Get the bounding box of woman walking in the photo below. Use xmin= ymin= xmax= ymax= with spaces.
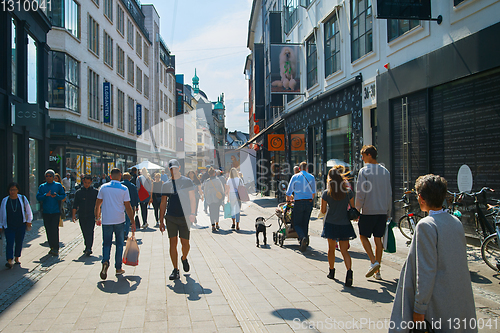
xmin=320 ymin=166 xmax=356 ymax=286
xmin=151 ymin=173 xmax=163 ymax=227
xmin=226 ymin=168 xmax=242 ymax=230
xmin=187 ymin=171 xmax=203 ymax=224
xmin=203 ymin=168 xmax=224 ymax=232
xmin=136 ymin=167 xmax=152 ymax=229
xmin=0 ymin=183 xmax=33 ymax=268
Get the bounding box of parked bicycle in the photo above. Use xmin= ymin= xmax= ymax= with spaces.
xmin=464 ymin=187 xmax=496 ymax=242
xmin=445 ymin=190 xmax=465 ymax=219
xmin=394 ymin=189 xmax=423 ymax=240
xmin=480 ymin=201 xmax=500 ymax=272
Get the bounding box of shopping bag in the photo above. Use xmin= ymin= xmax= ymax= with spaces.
xmin=383 ymin=219 xmax=397 ymax=253
xmin=138 ymin=182 xmax=149 ymax=202
xmin=224 ymin=202 xmax=232 ymax=219
xmin=123 ymin=236 xmax=140 ymax=266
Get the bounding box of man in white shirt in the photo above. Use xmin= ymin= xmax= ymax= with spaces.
xmin=62 ymin=173 xmax=71 ymax=191
xmin=94 ymin=168 xmax=135 ymax=280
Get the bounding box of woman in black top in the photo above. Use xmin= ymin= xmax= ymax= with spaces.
xmin=320 ymin=166 xmax=356 ymax=286
xmin=187 ymin=171 xmax=203 ymax=223
xmin=0 ymin=183 xmax=33 ymax=268
xmin=152 ymin=173 xmax=163 ymax=227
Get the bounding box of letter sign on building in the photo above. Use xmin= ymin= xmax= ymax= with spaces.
xmin=103 ymin=82 xmax=111 ymax=124
xmin=136 ymin=104 xmax=142 ymax=136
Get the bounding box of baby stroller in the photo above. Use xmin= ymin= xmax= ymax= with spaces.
xmin=273 ymin=202 xmax=299 ymax=247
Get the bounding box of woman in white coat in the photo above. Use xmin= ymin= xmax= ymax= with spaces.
xmin=0 ymin=183 xmax=33 ymax=268
xmin=225 ymin=168 xmax=243 ymax=230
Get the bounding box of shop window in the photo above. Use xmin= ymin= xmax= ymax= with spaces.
xmin=351 ymin=0 xmax=373 ymax=62
xmin=87 ymin=149 xmax=102 ymax=178
xmin=65 ymin=147 xmax=84 ymax=184
xmin=102 ymin=151 xmax=115 ymax=174
xmin=12 ymin=134 xmax=19 ymax=183
xmin=290 ymin=129 xmax=306 ymax=167
xmin=387 ymin=19 xmax=420 ymax=42
xmin=118 ymin=89 xmax=125 ymax=130
xmin=306 ymin=34 xmax=317 ymax=89
xmin=27 ymin=35 xmax=38 ymax=104
xmin=11 ymin=17 xmax=17 ymax=96
xmin=116 ymin=154 xmax=126 ymax=172
xmin=104 ymin=31 xmax=113 ymax=67
xmin=29 ymin=138 xmax=40 ymax=213
xmin=326 ymin=114 xmax=352 ymax=170
xmin=324 ymin=14 xmax=340 ymax=77
xmin=88 ymin=15 xmax=99 ymax=56
xmin=48 ymin=51 xmax=80 ymax=112
xmin=88 ymin=68 xmax=99 ymax=120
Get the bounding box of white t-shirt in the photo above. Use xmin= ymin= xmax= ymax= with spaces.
xmin=97 ymin=180 xmax=131 ymax=225
xmin=226 ymin=177 xmax=242 ymax=193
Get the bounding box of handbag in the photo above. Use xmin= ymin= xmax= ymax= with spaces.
xmin=347 ymin=206 xmax=360 ymax=220
xmin=123 ymin=236 xmax=140 ymax=266
xmin=209 ymin=179 xmax=223 ymax=200
xmin=224 ymin=202 xmax=232 ymax=219
xmin=138 ymin=178 xmax=149 ymax=202
xmin=237 ymin=182 xmax=250 ymax=202
xmin=383 ymin=219 xmax=397 ymax=253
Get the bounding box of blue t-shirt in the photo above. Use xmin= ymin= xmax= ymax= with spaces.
xmin=161 ymin=176 xmax=194 ymax=217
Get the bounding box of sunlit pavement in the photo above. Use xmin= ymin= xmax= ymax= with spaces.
xmin=0 ymin=194 xmax=499 ymax=332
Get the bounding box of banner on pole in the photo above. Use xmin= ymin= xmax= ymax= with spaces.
xmin=136 ymin=104 xmax=142 ymax=135
xmin=103 ymin=82 xmax=111 ymax=123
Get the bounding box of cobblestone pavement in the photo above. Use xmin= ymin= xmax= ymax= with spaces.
xmin=0 ymin=194 xmax=498 ymax=332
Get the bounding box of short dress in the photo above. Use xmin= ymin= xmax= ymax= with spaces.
xmin=321 ymin=189 xmax=357 ymax=241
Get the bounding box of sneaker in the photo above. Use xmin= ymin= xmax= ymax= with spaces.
xmin=116 ymin=269 xmax=125 ymax=275
xmin=327 ymin=268 xmax=335 ymax=280
xmin=374 ymin=272 xmax=382 ymax=280
xmin=169 ymin=268 xmax=180 ymax=280
xmin=155 ymin=222 xmax=160 ymax=228
xmin=142 ymin=223 xmax=148 ymax=229
xmin=299 ymin=237 xmax=308 ymax=252
xmin=182 ymin=257 xmax=190 ymax=272
xmin=345 ymin=269 xmax=353 ymax=287
xmin=365 ymin=261 xmax=381 ymax=278
xmin=100 ymin=262 xmax=109 ymax=280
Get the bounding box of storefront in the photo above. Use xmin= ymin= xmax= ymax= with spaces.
xmin=377 ymin=22 xmax=500 ymax=236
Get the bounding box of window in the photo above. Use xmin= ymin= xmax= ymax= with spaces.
xmin=326 ymin=114 xmax=352 ymax=168
xmin=285 ymin=0 xmax=299 ymax=33
xmin=197 ymin=133 xmax=202 ymax=143
xmin=128 ymin=96 xmax=134 ymax=134
xmin=169 ymin=98 xmax=173 ymax=117
xmin=169 ymin=75 xmax=173 ymax=92
xmin=104 ymin=81 xmax=114 ymax=125
xmin=454 ymin=0 xmax=466 ymax=5
xmin=144 ymin=108 xmax=149 ymax=132
xmin=88 ymin=15 xmax=99 ymax=55
xmin=117 ymin=45 xmax=124 ymax=77
xmin=117 ymin=4 xmax=124 ymax=35
xmin=164 ymin=93 xmax=167 ymax=114
xmin=88 ymin=68 xmax=99 ymax=120
xmin=118 ymin=89 xmax=125 ymax=130
xmin=127 ymin=56 xmax=134 ymax=85
xmin=104 ymin=0 xmax=113 ymax=22
xmin=92 ymin=0 xmax=99 ymax=6
xmin=136 ymin=32 xmax=142 ymax=58
xmin=136 ymin=67 xmax=142 ymax=93
xmin=164 ymin=69 xmax=168 ymax=88
xmin=27 ymin=35 xmax=38 ymax=104
xmin=11 ymin=17 xmax=17 ymax=96
xmin=306 ymin=34 xmax=317 ymax=89
xmin=127 ymin=19 xmax=134 ymax=47
xmin=47 ymin=0 xmax=80 ymax=39
xmin=103 ymin=31 xmax=113 ymax=67
xmin=351 ymin=0 xmax=373 ymax=62
xmin=325 ymin=14 xmax=340 ymax=77
xmin=160 ymin=93 xmax=163 ymax=111
xmin=48 ymin=51 xmax=80 ymax=113
xmin=144 ymin=42 xmax=149 ymax=66
xmin=387 ymin=19 xmax=420 ymax=42
xmin=159 ymin=65 xmax=163 ymax=83
xmin=144 ymin=75 xmax=149 ymax=98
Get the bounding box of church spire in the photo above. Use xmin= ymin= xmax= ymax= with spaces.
xmin=192 ymin=69 xmax=199 ymax=94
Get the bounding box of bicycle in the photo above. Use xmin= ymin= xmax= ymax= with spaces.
xmin=445 ymin=190 xmax=465 ymax=219
xmin=464 ymin=187 xmax=496 ymax=242
xmin=394 ymin=189 xmax=423 ymax=240
xmin=480 ymin=201 xmax=500 ymax=272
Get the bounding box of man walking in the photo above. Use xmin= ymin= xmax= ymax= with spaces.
xmin=94 ymin=168 xmax=135 ymax=280
xmin=355 ymin=145 xmax=392 ymax=280
xmin=72 ymin=175 xmax=98 ymax=256
xmin=121 ymin=172 xmax=139 ymax=240
xmin=36 ymin=169 xmax=66 ymax=256
xmin=62 ymin=173 xmax=72 ymax=191
xmin=285 ymin=161 xmax=316 ymax=252
xmin=159 ymin=159 xmax=196 ymax=280
xmin=160 ymin=170 xmax=169 ymax=182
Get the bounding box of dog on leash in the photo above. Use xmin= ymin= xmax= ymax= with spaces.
xmin=255 ymin=217 xmax=272 ymax=247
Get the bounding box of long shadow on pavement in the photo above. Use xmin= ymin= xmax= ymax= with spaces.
xmin=72 ymin=254 xmax=101 ymax=266
xmin=167 ymin=275 xmax=212 ymax=301
xmin=97 ymin=275 xmax=141 ymax=294
xmin=271 ymin=308 xmax=312 ymax=320
xmin=469 ymin=270 xmax=494 ymax=285
xmin=251 ymin=198 xmax=279 ymax=208
xmin=340 ymin=281 xmax=396 ymax=303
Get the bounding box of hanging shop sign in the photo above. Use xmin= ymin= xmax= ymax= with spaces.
xmin=103 ymin=82 xmax=111 ymax=124
xmin=12 ymin=103 xmax=40 ymax=127
xmin=136 ymin=104 xmax=142 ymax=136
xmin=377 ymin=0 xmax=431 ymax=20
xmin=268 ymin=134 xmax=285 ymax=151
xmin=270 ymin=44 xmax=301 ymax=94
xmin=291 ymin=134 xmax=305 ymax=151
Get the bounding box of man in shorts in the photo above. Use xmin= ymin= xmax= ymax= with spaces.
xmin=159 ymin=159 xmax=196 ymax=280
xmin=355 ymin=145 xmax=392 ymax=280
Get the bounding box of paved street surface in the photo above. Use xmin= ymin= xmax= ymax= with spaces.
xmin=0 ymin=194 xmax=499 ymax=332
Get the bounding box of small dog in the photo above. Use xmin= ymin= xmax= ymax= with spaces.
xmin=271 ymin=46 xmax=297 ymax=91
xmin=255 ymin=217 xmax=272 ymax=247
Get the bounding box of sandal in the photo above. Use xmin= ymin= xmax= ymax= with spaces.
xmin=5 ymin=263 xmax=13 ymax=269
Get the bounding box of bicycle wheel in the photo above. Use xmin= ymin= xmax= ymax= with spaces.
xmin=398 ymin=215 xmax=414 ymax=240
xmin=481 ymin=233 xmax=500 ymax=272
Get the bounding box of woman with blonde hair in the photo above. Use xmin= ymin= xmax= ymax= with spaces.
xmin=136 ymin=167 xmax=152 ymax=229
xmin=225 ymin=168 xmax=243 ymax=230
xmin=320 ymin=165 xmax=356 ymax=286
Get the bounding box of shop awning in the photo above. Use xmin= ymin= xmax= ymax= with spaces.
xmin=238 ymin=118 xmax=284 ymax=150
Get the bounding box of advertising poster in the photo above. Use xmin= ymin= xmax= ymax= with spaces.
xmin=270 ymin=44 xmax=301 ymax=94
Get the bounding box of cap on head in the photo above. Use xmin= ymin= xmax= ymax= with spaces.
xmin=45 ymin=169 xmax=55 ymax=177
xmin=168 ymin=159 xmax=180 ymax=169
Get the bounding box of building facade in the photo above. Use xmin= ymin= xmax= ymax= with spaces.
xmin=245 ymin=0 xmax=500 ymax=233
xmin=0 ymin=7 xmax=52 ymax=217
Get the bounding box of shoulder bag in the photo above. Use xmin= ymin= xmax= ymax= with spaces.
xmin=138 ymin=177 xmax=149 ymax=202
xmin=209 ymin=179 xmax=223 ymax=200
xmin=236 ymin=178 xmax=250 ymax=202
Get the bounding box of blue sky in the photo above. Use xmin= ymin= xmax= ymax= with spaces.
xmin=146 ymin=0 xmax=253 ymax=133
